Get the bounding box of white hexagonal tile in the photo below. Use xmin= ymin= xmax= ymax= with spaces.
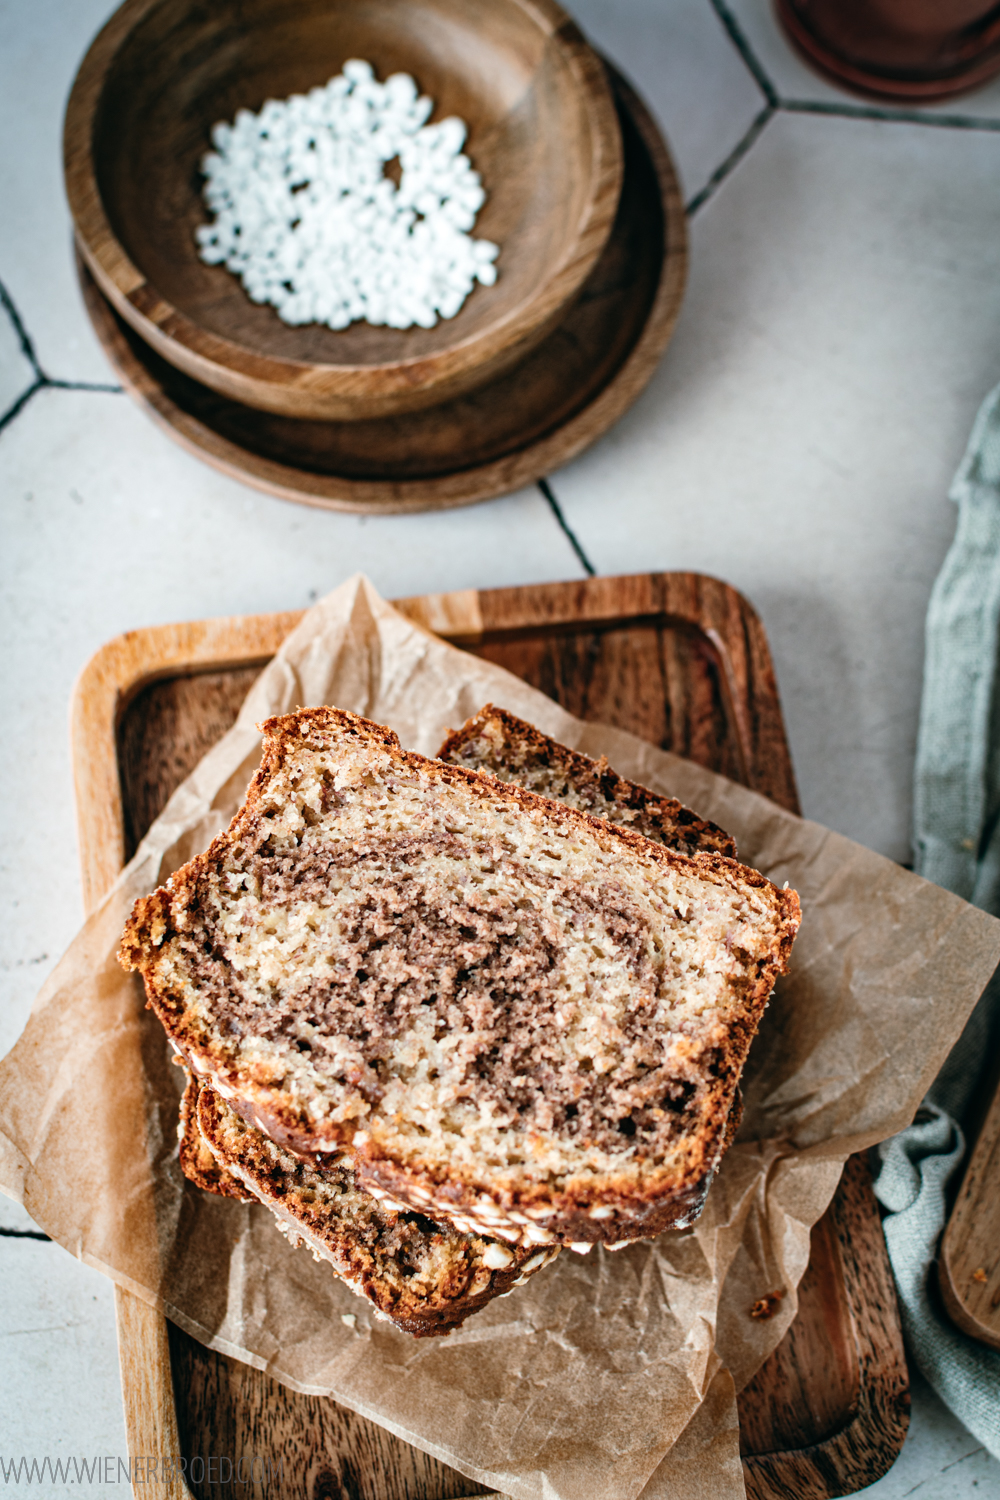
xmin=0 ymin=1238 xmax=126 ymax=1496
xmin=549 ymin=109 xmax=1000 ymax=865
xmin=0 ymin=0 xmax=122 ymax=384
xmin=568 ymin=0 xmax=768 ymax=203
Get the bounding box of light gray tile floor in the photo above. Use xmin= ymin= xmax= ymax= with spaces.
xmin=2 ymin=0 xmax=999 ymax=1494
xmin=565 ymin=0 xmax=763 ymax=201
xmin=0 ymin=1239 xmax=126 ymax=1496
xmin=552 ymin=108 xmax=1000 ymax=861
xmin=0 ymin=0 xmax=123 ymax=383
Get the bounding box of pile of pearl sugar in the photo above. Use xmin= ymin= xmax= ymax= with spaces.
xmin=195 ymin=61 xmax=499 ymax=332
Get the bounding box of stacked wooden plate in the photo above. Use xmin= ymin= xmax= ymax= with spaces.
xmin=64 ymin=0 xmax=687 ymax=514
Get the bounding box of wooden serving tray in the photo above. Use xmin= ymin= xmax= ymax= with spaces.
xmin=940 ymin=1066 xmax=1000 ymax=1351
xmin=71 ymin=572 xmax=909 ymax=1500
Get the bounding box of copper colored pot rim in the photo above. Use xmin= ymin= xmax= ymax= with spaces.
xmin=775 ymin=0 xmax=1000 ymax=103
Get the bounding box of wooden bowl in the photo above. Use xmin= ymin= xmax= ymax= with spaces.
xmin=64 ymin=0 xmax=623 ymax=421
xmin=75 ymin=67 xmax=687 ymax=515
xmin=76 ymin=66 xmax=689 ymax=516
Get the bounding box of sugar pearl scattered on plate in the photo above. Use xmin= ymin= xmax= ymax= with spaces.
xmin=194 ymin=59 xmax=500 ymax=332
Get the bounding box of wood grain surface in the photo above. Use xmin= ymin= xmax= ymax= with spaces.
xmin=73 ymin=67 xmax=686 ymax=514
xmin=939 ymin=1068 xmax=1000 ymax=1350
xmin=114 ymin=1287 xmax=190 ymax=1500
xmin=167 ymin=1320 xmax=491 ymax=1500
xmin=741 ymin=1153 xmax=909 ymax=1500
xmin=71 ymin=573 xmax=907 ymax=1499
xmin=64 ymin=0 xmax=622 ymax=420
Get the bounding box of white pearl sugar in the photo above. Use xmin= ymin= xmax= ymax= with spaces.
xmin=194 ymin=60 xmax=500 ymax=332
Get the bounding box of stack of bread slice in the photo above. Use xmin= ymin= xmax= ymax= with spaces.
xmin=121 ymin=705 xmax=799 ymax=1335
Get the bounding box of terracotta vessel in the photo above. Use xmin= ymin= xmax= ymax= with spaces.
xmin=775 ymin=0 xmax=1000 ymax=102
xmin=65 ymin=0 xmax=624 ymax=423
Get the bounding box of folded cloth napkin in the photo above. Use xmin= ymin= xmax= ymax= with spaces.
xmin=875 ymin=381 xmax=1000 ymax=1460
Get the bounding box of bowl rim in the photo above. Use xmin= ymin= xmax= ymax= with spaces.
xmin=63 ymin=0 xmax=624 ymax=412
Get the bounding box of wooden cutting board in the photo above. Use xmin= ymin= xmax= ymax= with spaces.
xmin=940 ymin=1066 xmax=1000 ymax=1351
xmin=71 ymin=571 xmax=909 ymax=1500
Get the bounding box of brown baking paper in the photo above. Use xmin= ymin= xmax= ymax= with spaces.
xmin=2 ymin=575 xmax=999 ymax=1500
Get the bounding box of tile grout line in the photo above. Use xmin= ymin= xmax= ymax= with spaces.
xmin=0 ymin=272 xmax=124 ymax=437
xmin=0 ymin=377 xmax=124 ymax=437
xmin=537 ymin=478 xmax=597 ymax=577
xmin=687 ymin=102 xmax=776 ymax=216
xmin=0 ymin=378 xmax=46 ymax=436
xmin=689 ymin=0 xmax=780 ymax=212
xmin=781 ymin=97 xmax=1000 ymax=131
xmin=695 ymin=0 xmax=1000 ymax=219
xmin=48 ymin=379 xmax=124 ymax=393
xmin=0 ymin=274 xmax=44 ymax=380
xmin=706 ymin=0 xmax=780 ymax=107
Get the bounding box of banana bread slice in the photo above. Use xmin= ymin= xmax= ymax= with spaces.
xmin=120 ymin=706 xmax=800 ymax=1249
xmin=193 ymin=1078 xmax=556 ymax=1336
xmin=438 ymin=705 xmax=736 ymax=859
xmin=177 ymin=708 xmax=736 ymax=1203
xmin=176 ymin=710 xmax=741 ymax=1264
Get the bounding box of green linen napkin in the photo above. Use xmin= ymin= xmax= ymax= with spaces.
xmin=875 ymin=381 xmax=1000 ymax=1460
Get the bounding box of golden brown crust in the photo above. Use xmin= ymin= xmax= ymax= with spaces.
xmin=120 ymin=706 xmax=801 ymax=1247
xmin=177 ymin=1072 xmax=253 ymax=1201
xmin=195 ymin=1082 xmax=557 ymax=1336
xmin=722 ymin=1087 xmax=744 ymax=1154
xmin=437 ymin=704 xmax=737 ymax=859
